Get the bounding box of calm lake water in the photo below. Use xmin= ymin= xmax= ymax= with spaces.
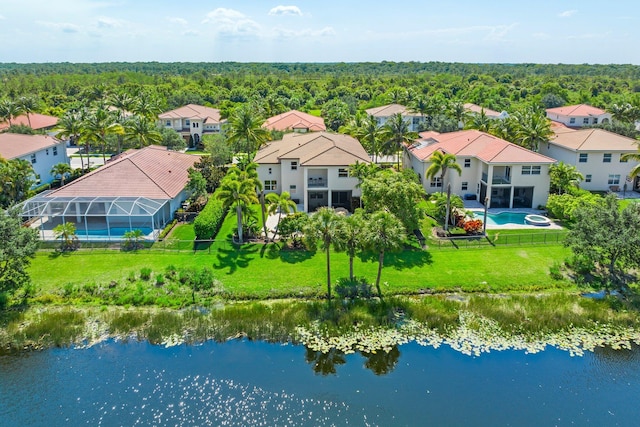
xmin=1 ymin=340 xmax=640 ymax=426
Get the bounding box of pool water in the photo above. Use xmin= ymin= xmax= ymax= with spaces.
xmin=474 ymin=211 xmax=528 ymax=226
xmin=83 ymin=227 xmax=153 ymax=237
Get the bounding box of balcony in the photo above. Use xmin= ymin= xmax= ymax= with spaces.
xmin=482 ymin=172 xmax=511 ymax=184
xmin=308 ymin=177 xmax=327 ymax=188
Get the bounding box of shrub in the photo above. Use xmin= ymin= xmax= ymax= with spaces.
xmin=155 ymin=274 xmax=165 ymax=287
xmin=0 ymin=292 xmax=8 ymax=309
xmin=158 ymin=220 xmax=178 ymax=240
xmin=127 ymin=271 xmax=137 ymax=282
xmin=165 ymin=264 xmax=178 ymax=280
xmin=193 ymin=188 xmax=227 ymax=239
xmin=462 ymin=219 xmax=483 ymax=234
xmin=336 ymin=277 xmax=374 ymax=299
xmin=140 ymin=268 xmax=152 ymax=281
xmin=549 ymin=262 xmax=564 ymax=280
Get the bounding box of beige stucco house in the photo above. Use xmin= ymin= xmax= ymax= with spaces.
xmin=405 ymin=130 xmax=556 ymax=209
xmin=365 ymin=103 xmax=424 ymax=132
xmin=254 ymin=132 xmax=371 ymax=212
xmin=263 ymin=110 xmax=326 ymax=133
xmin=158 ymin=104 xmax=226 ymax=148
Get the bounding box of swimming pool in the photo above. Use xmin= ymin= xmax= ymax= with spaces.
xmin=472 ymin=211 xmax=529 ymax=226
xmin=82 ymin=227 xmax=153 ymax=237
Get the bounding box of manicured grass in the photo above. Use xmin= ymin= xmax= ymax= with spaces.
xmin=168 ymin=223 xmax=196 ymax=240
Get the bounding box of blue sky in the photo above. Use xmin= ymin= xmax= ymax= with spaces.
xmin=1 ymin=0 xmax=638 ymax=64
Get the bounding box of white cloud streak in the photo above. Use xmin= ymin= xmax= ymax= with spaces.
xmin=558 ymin=10 xmax=577 ymax=18
xmin=268 ymin=5 xmax=303 ymax=16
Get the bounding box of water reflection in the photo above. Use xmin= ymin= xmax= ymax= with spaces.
xmin=304 ymin=347 xmax=346 ymax=375
xmin=362 ymin=345 xmax=400 ymax=375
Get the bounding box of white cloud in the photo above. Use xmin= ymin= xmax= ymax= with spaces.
xmin=273 ymin=26 xmax=336 ymax=39
xmin=558 ymin=10 xmax=577 ymax=18
xmin=202 ymin=8 xmax=261 ymax=37
xmin=268 ymin=5 xmax=303 ymax=16
xmin=96 ymin=16 xmax=124 ymax=28
xmin=483 ymin=23 xmax=518 ymax=41
xmin=36 ymin=21 xmax=81 ymax=33
xmin=167 ymin=17 xmax=188 ymax=26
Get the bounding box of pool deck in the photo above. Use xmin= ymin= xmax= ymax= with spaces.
xmin=464 ymin=203 xmax=563 ymax=230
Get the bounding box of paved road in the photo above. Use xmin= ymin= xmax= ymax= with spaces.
xmin=67 ymin=148 xmax=106 ymax=170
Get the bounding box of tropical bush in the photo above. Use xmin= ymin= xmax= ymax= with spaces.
xmin=335 ymin=277 xmax=374 ymax=299
xmin=193 ymin=188 xmax=227 ymax=239
xmin=546 ymin=190 xmax=601 ymax=222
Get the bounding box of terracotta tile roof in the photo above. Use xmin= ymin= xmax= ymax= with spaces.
xmin=263 ymin=110 xmax=326 ymax=132
xmin=365 ymin=103 xmax=419 ymax=117
xmin=158 ymin=104 xmax=225 ymax=124
xmin=0 ymin=133 xmax=63 ymax=159
xmin=254 ymin=132 xmax=371 ymax=166
xmin=410 ymin=130 xmax=555 ymax=164
xmin=549 ymin=128 xmax=640 ymax=152
xmin=48 ymin=145 xmax=200 ymax=199
xmin=546 ymin=104 xmax=607 ymax=117
xmin=0 ymin=113 xmax=58 ymax=131
xmin=463 ymin=103 xmax=502 ymax=117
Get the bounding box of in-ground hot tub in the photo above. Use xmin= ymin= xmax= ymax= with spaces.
xmin=524 ymin=214 xmax=551 ymax=226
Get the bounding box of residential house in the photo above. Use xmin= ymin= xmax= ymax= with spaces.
xmin=158 ymin=104 xmax=226 ymax=148
xmin=464 ymin=103 xmax=509 ymax=120
xmin=365 ymin=103 xmax=424 ymax=132
xmin=254 ymin=132 xmax=371 ymax=212
xmin=21 ymin=145 xmax=200 ymax=240
xmin=263 ymin=110 xmax=326 ymax=133
xmin=0 ymin=133 xmax=68 ymax=185
xmin=405 ymin=130 xmax=556 ymax=209
xmin=546 ymin=104 xmax=611 ymax=128
xmin=539 ymin=127 xmax=640 ymax=191
xmin=0 ymin=113 xmax=59 ymax=135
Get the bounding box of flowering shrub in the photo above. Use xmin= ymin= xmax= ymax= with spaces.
xmin=462 ymin=219 xmax=483 ymax=234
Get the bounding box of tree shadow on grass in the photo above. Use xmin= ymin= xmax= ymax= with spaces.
xmin=213 ymin=244 xmax=260 ymax=274
xmin=357 ymin=248 xmax=433 ymax=270
xmin=279 ymin=247 xmax=315 ymax=264
xmin=259 ymin=242 xmax=281 ymax=260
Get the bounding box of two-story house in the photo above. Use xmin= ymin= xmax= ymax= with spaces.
xmin=365 ymin=104 xmax=424 ymax=132
xmin=263 ymin=110 xmax=326 ymax=133
xmin=158 ymin=104 xmax=226 ymax=148
xmin=539 ymin=126 xmax=640 ymax=192
xmin=0 ymin=133 xmax=68 ymax=185
xmin=546 ymin=104 xmax=611 ymax=128
xmin=254 ymin=132 xmax=371 ymax=212
xmin=405 ymin=130 xmax=556 ymax=209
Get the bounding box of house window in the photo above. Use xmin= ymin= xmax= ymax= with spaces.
xmin=620 ymin=155 xmax=628 ymax=163
xmin=593 ymin=118 xmax=598 ymax=124
xmin=166 ymin=120 xmax=171 ymax=126
xmin=289 ymin=185 xmax=297 ymax=194
xmin=46 ymin=149 xmax=49 ymax=155
xmin=603 ymin=153 xmax=612 ymax=163
xmin=338 ymin=168 xmax=349 ymax=178
xmin=579 ymin=153 xmax=588 ymax=163
xmin=464 ymin=159 xmax=471 ymax=168
xmin=461 ymin=182 xmax=468 ymax=191
xmin=30 ymin=154 xmax=36 ymax=164
xmin=569 ymin=118 xmax=576 ymax=124
xmin=521 ymin=165 xmax=541 ymax=175
xmin=268 ymin=167 xmax=272 ymax=175
xmin=430 ymin=177 xmax=442 ymax=188
xmin=583 ymin=117 xmax=589 ymax=125
xmin=264 ymin=180 xmax=277 ymax=191
xmin=585 ymin=174 xmax=592 ymax=183
xmin=291 ymin=161 xmax=297 ymax=171
xmin=608 ymin=175 xmax=621 ymax=185
xmin=53 ymin=146 xmax=58 ymax=156
xmin=185 ymin=119 xmax=190 ymax=126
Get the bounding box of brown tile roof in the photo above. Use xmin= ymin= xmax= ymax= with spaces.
xmin=410 ymin=130 xmax=555 ymax=164
xmin=0 ymin=113 xmax=59 ymax=131
xmin=263 ymin=110 xmax=326 ymax=132
xmin=549 ymin=128 xmax=640 ymax=152
xmin=254 ymin=132 xmax=371 ymax=166
xmin=365 ymin=103 xmax=419 ymax=117
xmin=48 ymin=145 xmax=200 ymax=199
xmin=0 ymin=133 xmax=63 ymax=159
xmin=463 ymin=103 xmax=502 ymax=117
xmin=158 ymin=104 xmax=225 ymax=124
xmin=546 ymin=104 xmax=607 ymax=117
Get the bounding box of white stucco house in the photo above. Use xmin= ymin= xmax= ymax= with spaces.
xmin=263 ymin=110 xmax=326 ymax=133
xmin=405 ymin=130 xmax=556 ymax=209
xmin=158 ymin=104 xmax=226 ymax=148
xmin=254 ymin=132 xmax=371 ymax=212
xmin=539 ymin=126 xmax=640 ymax=192
xmin=365 ymin=104 xmax=424 ymax=132
xmin=464 ymin=103 xmax=509 ymax=120
xmin=0 ymin=133 xmax=68 ymax=185
xmin=546 ymin=104 xmax=611 ymax=128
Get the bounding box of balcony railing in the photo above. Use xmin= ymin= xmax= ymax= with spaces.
xmin=308 ymin=178 xmax=327 ymax=188
xmin=492 ymin=175 xmax=511 ymax=185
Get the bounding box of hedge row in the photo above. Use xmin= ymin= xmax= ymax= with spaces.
xmin=193 ymin=189 xmax=227 ymax=239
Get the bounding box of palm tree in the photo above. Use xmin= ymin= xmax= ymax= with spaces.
xmin=0 ymin=99 xmax=21 ymax=127
xmin=228 ymin=161 xmax=267 ymax=239
xmin=53 ymin=222 xmax=79 ymax=251
xmin=265 ymin=191 xmax=297 ymax=242
xmin=549 ymin=162 xmax=584 ymax=194
xmin=621 ymin=149 xmax=640 ymax=180
xmin=448 ymin=100 xmax=468 ymax=129
xmin=131 ymin=95 xmax=162 ymax=120
xmin=81 ymin=107 xmax=124 ymax=163
xmin=355 ymin=115 xmax=385 ymax=163
xmin=50 ymin=163 xmax=72 ymax=186
xmin=225 ymin=104 xmax=270 ymax=158
xmin=304 ymin=207 xmax=340 ymax=301
xmin=513 ymin=108 xmax=553 ymax=152
xmin=216 ymin=169 xmax=259 ymax=244
xmin=425 ymin=150 xmax=462 ymax=194
xmin=17 ymin=96 xmax=39 ymax=127
xmin=55 ymin=111 xmax=86 ymax=170
xmin=333 ymin=212 xmax=364 ymax=280
xmin=363 ymin=211 xmax=406 ymax=298
xmin=109 ymin=92 xmax=137 ymax=154
xmin=123 ymin=116 xmax=163 ymax=149
xmin=465 ymin=108 xmax=492 ymax=132
xmin=381 ymin=113 xmax=418 ymax=169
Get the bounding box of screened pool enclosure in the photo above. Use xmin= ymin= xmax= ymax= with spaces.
xmin=22 ymin=193 xmax=172 ymax=241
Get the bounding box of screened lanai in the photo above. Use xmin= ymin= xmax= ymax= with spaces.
xmin=22 ymin=193 xmax=171 ymax=241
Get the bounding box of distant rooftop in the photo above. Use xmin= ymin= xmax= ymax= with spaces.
xmin=263 ymin=110 xmax=326 ymax=132
xmin=0 ymin=133 xmax=63 ymax=159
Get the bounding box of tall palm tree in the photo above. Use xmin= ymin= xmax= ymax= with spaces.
xmin=333 ymin=212 xmax=364 ymax=280
xmin=448 ymin=100 xmax=468 ymax=129
xmin=265 ymin=191 xmax=297 ymax=242
xmin=17 ymin=96 xmax=39 ymax=127
xmin=0 ymin=99 xmax=21 ymax=127
xmin=425 ymin=150 xmax=462 ymax=194
xmin=109 ymin=92 xmax=136 ymax=154
xmin=228 ymin=161 xmax=267 ymax=239
xmin=123 ymin=116 xmax=163 ymax=149
xmin=225 ymin=104 xmax=270 ymax=158
xmin=549 ymin=162 xmax=584 ymax=194
xmin=304 ymin=207 xmax=340 ymax=301
xmin=381 ymin=113 xmax=418 ymax=169
xmin=465 ymin=108 xmax=492 ymax=132
xmin=55 ymin=111 xmax=86 ymax=170
xmin=216 ymin=169 xmax=259 ymax=244
xmin=81 ymin=107 xmax=124 ymax=163
xmin=131 ymin=95 xmax=162 ymax=120
xmin=50 ymin=163 xmax=72 ymax=186
xmin=356 ymin=115 xmax=385 ymax=163
xmin=363 ymin=211 xmax=406 ymax=298
xmin=513 ymin=108 xmax=553 ymax=152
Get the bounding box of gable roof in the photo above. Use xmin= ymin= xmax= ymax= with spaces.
xmin=0 ymin=133 xmax=63 ymax=159
xmin=409 ymin=130 xmax=555 ymax=164
xmin=365 ymin=103 xmax=418 ymax=118
xmin=263 ymin=110 xmax=326 ymax=132
xmin=254 ymin=132 xmax=371 ymax=166
xmin=463 ymin=103 xmax=502 ymax=118
xmin=546 ymin=104 xmax=607 ymax=117
xmin=46 ymin=145 xmax=200 ymax=199
xmin=0 ymin=113 xmax=59 ymax=131
xmin=549 ymin=128 xmax=640 ymax=152
xmin=158 ymin=104 xmax=225 ymax=124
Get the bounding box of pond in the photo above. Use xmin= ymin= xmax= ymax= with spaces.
xmin=2 ymin=340 xmax=640 ymax=426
